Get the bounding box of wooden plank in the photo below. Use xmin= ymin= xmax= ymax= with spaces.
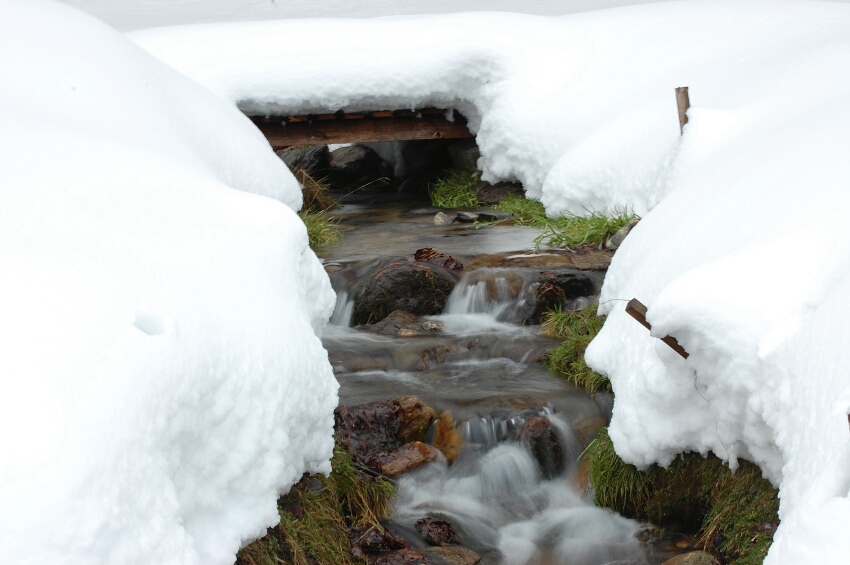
xmin=676 ymin=86 xmax=690 ymax=134
xmin=257 ymin=113 xmax=473 ymax=146
xmin=626 ymin=298 xmax=690 ymax=359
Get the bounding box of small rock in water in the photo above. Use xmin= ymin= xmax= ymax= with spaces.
xmin=396 ymin=396 xmax=438 ymax=444
xmin=434 ymin=211 xmax=452 ymax=225
xmin=373 ymin=548 xmax=428 ymax=565
xmin=349 ymin=524 xmax=407 ymax=555
xmin=433 ymin=411 xmax=463 ymax=464
xmin=454 ymin=211 xmax=478 ymax=223
xmin=424 ymin=546 xmax=481 ymax=565
xmin=415 ymin=517 xmax=462 ymax=546
xmin=661 ymin=551 xmax=720 ymax=565
xmin=368 ymin=441 xmax=438 ymax=477
xmin=605 ymin=218 xmax=640 ymax=250
xmin=475 ymin=210 xmax=510 ymax=223
xmin=414 ymin=247 xmax=464 ymax=271
xmin=520 ymin=416 xmax=566 ymax=479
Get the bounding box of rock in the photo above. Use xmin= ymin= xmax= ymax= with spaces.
xmin=447 ymin=138 xmax=480 ymax=171
xmin=475 ymin=211 xmax=510 ymax=223
xmin=366 ymin=310 xmax=421 ymax=336
xmin=569 ymin=250 xmax=613 ymax=271
xmin=661 ymin=551 xmax=720 ymax=565
xmin=424 ymin=547 xmax=481 ymax=565
xmin=277 ymin=144 xmax=329 ymax=177
xmin=474 ymin=181 xmax=525 ymax=205
xmin=374 ymin=548 xmax=428 ymax=565
xmin=349 ymin=524 xmax=407 ymax=555
xmin=395 ymin=396 xmax=438 ymax=443
xmin=544 ymin=271 xmax=596 ymax=299
xmin=520 ymin=416 xmax=566 ymax=479
xmin=326 ymin=144 xmax=389 ymax=189
xmin=415 ymin=517 xmax=462 ymax=546
xmin=605 ymin=218 xmax=640 ymax=250
xmin=414 ymin=248 xmax=464 ymax=271
xmin=454 ymin=211 xmax=478 ymax=223
xmin=368 ymin=441 xmax=438 ymax=477
xmin=572 ymin=457 xmax=590 ymax=493
xmin=352 ymin=259 xmax=458 ymax=326
xmin=434 ymin=211 xmax=452 ymax=225
xmin=571 ymin=416 xmax=607 ymax=446
xmin=402 ymin=140 xmax=452 ymax=176
xmin=433 ymin=411 xmax=463 ymax=464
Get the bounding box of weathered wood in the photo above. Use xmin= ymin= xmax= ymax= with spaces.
xmin=255 ymin=112 xmax=472 ymax=147
xmin=625 ymin=298 xmax=690 ymax=359
xmin=676 ymin=86 xmax=690 ymax=134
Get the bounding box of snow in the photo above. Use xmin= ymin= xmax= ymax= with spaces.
xmin=0 ymin=1 xmax=337 ymax=563
xmin=128 ymin=1 xmax=850 ymax=560
xmin=10 ymin=0 xmax=850 ymax=561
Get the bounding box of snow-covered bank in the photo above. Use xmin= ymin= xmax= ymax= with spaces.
xmin=129 ymin=1 xmax=850 ymax=561
xmin=0 ymin=1 xmax=337 ymax=563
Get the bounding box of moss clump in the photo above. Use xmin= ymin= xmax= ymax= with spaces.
xmin=294 ymin=169 xmax=340 ymax=249
xmin=535 ymin=209 xmax=638 ymax=250
xmin=541 ymin=306 xmax=611 ymax=392
xmin=584 ymin=428 xmax=779 ymax=564
xmin=429 ymin=170 xmax=481 ymax=208
xmin=236 ymin=445 xmax=394 ymax=565
xmin=492 ymin=194 xmax=547 ymax=226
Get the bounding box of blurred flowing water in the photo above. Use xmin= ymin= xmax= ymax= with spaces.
xmin=319 ymin=197 xmax=682 ymax=565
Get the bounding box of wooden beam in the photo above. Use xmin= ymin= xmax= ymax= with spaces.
xmin=675 ymin=86 xmax=690 ymax=134
xmin=254 ymin=111 xmax=473 ymax=147
xmin=625 ymin=298 xmax=690 ymax=359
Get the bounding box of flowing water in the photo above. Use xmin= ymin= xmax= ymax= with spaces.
xmin=319 ymin=196 xmax=684 ymax=565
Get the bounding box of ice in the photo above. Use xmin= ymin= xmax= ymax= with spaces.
xmin=0 ymin=1 xmax=337 ymax=563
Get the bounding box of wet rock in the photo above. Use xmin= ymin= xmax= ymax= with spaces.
xmin=569 ymin=250 xmax=613 ymax=270
xmin=571 ymin=416 xmax=607 ymax=447
xmin=352 ymin=259 xmax=458 ymax=326
xmin=349 ymin=524 xmax=407 ymax=555
xmin=326 ymin=144 xmax=389 ymax=189
xmin=475 ymin=210 xmax=510 ymax=223
xmin=526 ymin=270 xmax=596 ymax=324
xmin=368 ymin=441 xmax=438 ymax=477
xmin=396 ymin=396 xmax=438 ymax=443
xmin=277 ymin=144 xmax=329 ymax=177
xmin=433 ymin=411 xmax=463 ymax=464
xmin=341 ymin=355 xmax=390 ymax=373
xmin=572 ymin=457 xmax=590 ymax=493
xmin=661 ymin=551 xmax=720 ymax=565
xmin=402 ymin=140 xmax=452 ymax=176
xmin=605 ymin=218 xmax=640 ymax=251
xmin=419 ymin=344 xmax=456 ymax=370
xmin=520 ymin=416 xmax=566 ymax=479
xmin=434 ymin=211 xmax=452 ymax=225
xmin=424 ymin=547 xmax=481 ymax=565
xmin=367 ymin=310 xmax=425 ymax=337
xmin=447 ymin=138 xmax=480 ymax=171
xmin=374 ymin=548 xmax=428 ymax=565
xmin=454 ymin=211 xmax=478 ymax=223
xmin=414 ymin=248 xmax=464 ymax=271
xmin=474 ymin=181 xmax=525 ymax=205
xmin=415 ymin=517 xmax=462 ymax=546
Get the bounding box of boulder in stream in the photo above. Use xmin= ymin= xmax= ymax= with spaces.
xmin=365 ymin=310 xmax=444 ymax=337
xmin=414 ymin=247 xmax=464 ymax=271
xmin=520 ymin=416 xmax=566 ymax=479
xmin=368 ymin=441 xmax=438 ymax=477
xmin=424 ymin=546 xmax=482 ymax=565
xmin=433 ymin=411 xmax=463 ymax=464
xmin=373 ymin=548 xmax=428 ymax=565
xmin=277 ymin=144 xmax=329 ymax=177
xmin=352 ymin=259 xmax=458 ymax=326
xmin=415 ymin=517 xmax=462 ymax=546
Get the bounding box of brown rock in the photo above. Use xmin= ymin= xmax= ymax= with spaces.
xmin=572 ymin=457 xmax=590 ymax=493
xmin=414 ymin=248 xmax=464 ymax=271
xmin=569 ymin=250 xmax=612 ymax=271
xmin=433 ymin=411 xmax=463 ymax=464
xmin=349 ymin=525 xmax=406 ymax=555
xmin=424 ymin=546 xmax=481 ymax=565
xmin=571 ymin=416 xmax=607 ymax=447
xmin=661 ymin=551 xmax=720 ymax=565
xmin=374 ymin=548 xmax=428 ymax=565
xmin=415 ymin=517 xmax=462 ymax=546
xmin=395 ymin=396 xmax=437 ymax=443
xmin=520 ymin=416 xmax=566 ymax=479
xmin=370 ymin=441 xmax=438 ymax=477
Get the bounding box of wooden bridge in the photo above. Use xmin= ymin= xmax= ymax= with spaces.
xmin=250 ymin=108 xmax=473 ymax=148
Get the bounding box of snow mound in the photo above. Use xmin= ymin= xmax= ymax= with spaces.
xmin=0 ymin=1 xmax=337 ymax=563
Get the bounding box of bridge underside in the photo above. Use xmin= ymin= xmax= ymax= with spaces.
xmin=251 ymin=108 xmax=473 ymax=148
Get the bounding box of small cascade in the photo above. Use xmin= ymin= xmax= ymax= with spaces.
xmin=444 ymin=269 xmax=537 ymax=321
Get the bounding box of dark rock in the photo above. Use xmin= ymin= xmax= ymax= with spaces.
xmin=414 ymin=248 xmax=464 ymax=271
xmin=605 ymin=218 xmax=640 ymax=251
xmin=475 ymin=211 xmax=510 ymax=223
xmin=352 ymin=259 xmax=458 ymax=326
xmin=424 ymin=547 xmax=481 ymax=565
xmin=454 ymin=211 xmax=478 ymax=223
xmin=367 ymin=441 xmax=438 ymax=477
xmin=402 ymin=140 xmax=452 ymax=176
xmin=520 ymin=416 xmax=566 ymax=479
xmin=415 ymin=517 xmax=462 ymax=546
xmin=544 ymin=270 xmax=596 ymax=299
xmin=474 ymin=181 xmax=525 ymax=205
xmin=447 ymin=138 xmax=480 ymax=171
xmin=374 ymin=548 xmax=428 ymax=565
xmin=366 ymin=310 xmax=421 ymax=336
xmin=661 ymin=551 xmax=720 ymax=565
xmin=326 ymin=144 xmax=390 ymax=190
xmin=277 ymin=145 xmax=329 ymax=177
xmin=349 ymin=524 xmax=407 ymax=555
xmin=526 ymin=270 xmax=596 ymax=324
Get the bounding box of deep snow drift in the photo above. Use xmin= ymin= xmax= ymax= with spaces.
xmin=129 ymin=1 xmax=850 ymax=561
xmin=0 ymin=1 xmax=337 ymax=563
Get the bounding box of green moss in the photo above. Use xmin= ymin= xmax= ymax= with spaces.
xmin=429 ymin=170 xmax=481 ymax=208
xmin=491 ymin=194 xmax=548 ymax=226
xmin=541 ymin=307 xmax=611 ymax=392
xmin=237 ymin=445 xmax=394 ymax=565
xmin=299 ymin=209 xmax=340 ymax=249
xmin=584 ymin=429 xmax=779 ymax=564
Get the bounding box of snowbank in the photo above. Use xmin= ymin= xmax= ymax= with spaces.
xmin=0 ymin=1 xmax=337 ymax=563
xmin=131 ymin=1 xmax=850 ymax=561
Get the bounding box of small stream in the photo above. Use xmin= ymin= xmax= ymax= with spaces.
xmin=319 ymin=195 xmax=683 ymax=565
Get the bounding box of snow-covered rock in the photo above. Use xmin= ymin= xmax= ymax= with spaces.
xmin=0 ymin=1 xmax=337 ymax=563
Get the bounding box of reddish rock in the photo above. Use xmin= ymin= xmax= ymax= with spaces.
xmin=368 ymin=441 xmax=438 ymax=477
xmin=433 ymin=411 xmax=463 ymax=464
xmin=414 ymin=247 xmax=464 ymax=271
xmin=395 ymin=396 xmax=437 ymax=444
xmin=415 ymin=517 xmax=462 ymax=546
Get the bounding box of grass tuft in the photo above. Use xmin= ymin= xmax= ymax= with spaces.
xmin=429 ymin=170 xmax=481 ymax=208
xmin=542 ymin=306 xmax=611 ymax=392
xmin=237 ymin=445 xmax=394 ymax=565
xmin=492 ymin=194 xmax=547 ymax=226
xmin=299 ymin=209 xmax=340 ymax=249
xmin=534 ymin=209 xmax=638 ymax=250
xmin=584 ymin=428 xmax=779 ymax=564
